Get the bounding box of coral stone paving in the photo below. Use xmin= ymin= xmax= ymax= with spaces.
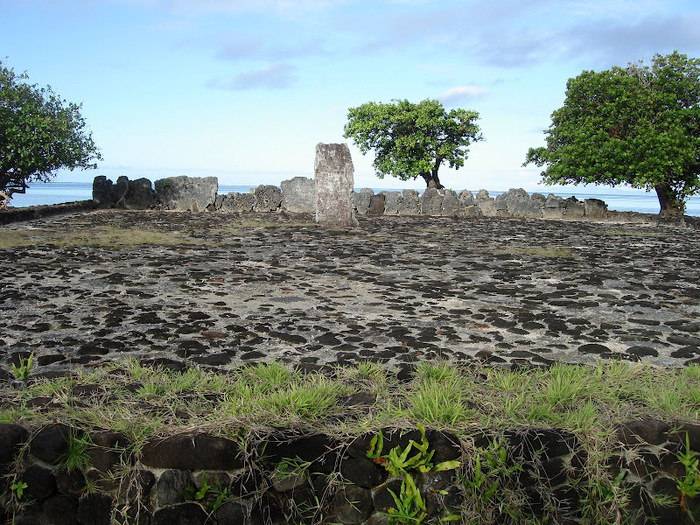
xmin=1 ymin=209 xmax=700 ymax=377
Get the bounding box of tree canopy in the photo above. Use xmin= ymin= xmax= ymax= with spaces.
xmin=344 ymin=99 xmax=482 ymax=189
xmin=524 ymin=51 xmax=700 ymax=215
xmin=0 ymin=61 xmax=101 ymax=205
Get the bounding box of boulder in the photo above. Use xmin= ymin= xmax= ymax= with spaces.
xmin=315 ymin=143 xmax=357 ymax=228
xmin=253 ymin=184 xmax=282 ymax=212
xmin=281 ymin=177 xmax=315 ymax=213
xmin=154 ymin=176 xmax=218 ymax=212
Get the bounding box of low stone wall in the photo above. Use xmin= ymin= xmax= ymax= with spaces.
xmin=2 ymin=420 xmax=698 ymax=524
xmin=91 ymin=175 xmax=610 ymax=221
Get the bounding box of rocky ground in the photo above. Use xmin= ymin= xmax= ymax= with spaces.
xmin=1 ymin=210 xmax=700 ymax=378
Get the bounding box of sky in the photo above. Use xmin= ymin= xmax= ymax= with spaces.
xmin=2 ymin=0 xmax=700 ymax=193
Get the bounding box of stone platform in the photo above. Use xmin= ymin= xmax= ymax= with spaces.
xmin=1 ymin=210 xmax=699 ymax=378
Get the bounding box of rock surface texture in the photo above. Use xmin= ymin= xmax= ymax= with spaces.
xmin=315 ymin=143 xmax=358 ymax=228
xmin=154 ymin=176 xmax=218 ymax=212
xmin=1 ymin=210 xmax=699 ymax=375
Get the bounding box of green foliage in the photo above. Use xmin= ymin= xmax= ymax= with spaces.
xmin=182 ymin=471 xmax=230 ymax=513
xmin=524 ymin=51 xmax=700 ymax=215
xmin=58 ymin=430 xmax=92 ymax=472
xmin=10 ymin=480 xmax=27 ymax=500
xmin=387 ymin=473 xmax=428 ymax=524
xmin=0 ymin=61 xmax=102 ymax=200
xmin=368 ymin=425 xmax=461 ymax=523
xmin=344 ymin=99 xmax=482 ymax=189
xmin=11 ymin=353 xmax=33 ymax=381
xmin=677 ymin=433 xmax=700 ymax=515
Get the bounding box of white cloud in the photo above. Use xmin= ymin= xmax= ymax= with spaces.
xmin=438 ymin=85 xmax=489 ymax=105
xmin=207 ymin=64 xmax=298 ymax=90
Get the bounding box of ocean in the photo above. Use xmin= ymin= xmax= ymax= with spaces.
xmin=5 ymin=181 xmax=700 ymax=217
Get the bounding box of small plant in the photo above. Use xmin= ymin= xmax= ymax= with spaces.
xmin=12 ymin=352 xmax=34 ymax=381
xmin=461 ymin=438 xmax=524 ymax=523
xmin=387 ymin=473 xmax=427 ymax=524
xmin=182 ymin=472 xmax=229 ymax=513
xmin=10 ymin=480 xmax=28 ymax=500
xmin=58 ymin=430 xmax=92 ymax=472
xmin=677 ymin=433 xmax=700 ymax=515
xmin=368 ymin=425 xmax=461 ymax=523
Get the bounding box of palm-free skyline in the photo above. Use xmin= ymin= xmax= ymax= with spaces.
xmin=2 ymin=0 xmax=700 ymax=192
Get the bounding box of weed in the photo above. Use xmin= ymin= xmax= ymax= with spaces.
xmin=182 ymin=471 xmax=230 ymax=513
xmin=677 ymin=433 xmax=700 ymax=515
xmin=58 ymin=430 xmax=92 ymax=472
xmin=12 ymin=352 xmax=34 ymax=381
xmin=387 ymin=473 xmax=427 ymax=524
xmin=368 ymin=425 xmax=461 ymax=523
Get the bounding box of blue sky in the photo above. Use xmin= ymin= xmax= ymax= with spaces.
xmin=2 ymin=0 xmax=700 ymax=192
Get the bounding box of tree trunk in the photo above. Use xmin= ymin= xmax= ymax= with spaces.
xmin=420 ymin=168 xmax=444 ymax=189
xmin=654 ymin=184 xmax=685 ymax=216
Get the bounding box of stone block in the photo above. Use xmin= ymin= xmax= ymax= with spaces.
xmin=140 ymin=432 xmax=243 ymax=470
xmin=124 ymin=178 xmax=154 ymax=210
xmin=333 ymin=484 xmax=373 ymax=524
xmin=315 ymin=143 xmax=357 ymax=228
xmin=92 ymin=176 xmax=113 ymax=208
xmin=253 ymin=184 xmax=282 ymax=212
xmin=30 ymin=423 xmax=72 ymax=464
xmin=154 ymin=176 xmax=218 ymax=212
xmin=399 ymin=190 xmax=420 ymax=215
xmin=220 ymin=191 xmax=254 ymax=212
xmin=475 ymin=189 xmax=497 ymax=217
xmin=154 ymin=469 xmax=192 ymax=507
xmin=355 ymin=188 xmax=374 ymax=215
xmin=441 ymin=191 xmax=462 ymax=216
xmin=382 ymin=191 xmax=401 ymax=215
xmin=584 ymin=198 xmax=608 ymax=218
xmin=420 ymin=188 xmax=443 ymax=215
xmin=0 ymin=424 xmax=28 ymax=465
xmin=281 ymin=176 xmax=315 ymax=213
xmin=368 ymin=194 xmax=386 ymax=216
xmin=152 ymin=502 xmax=209 ymax=525
xmin=563 ymin=197 xmax=585 ymax=218
xmin=543 ymin=194 xmax=565 ymax=219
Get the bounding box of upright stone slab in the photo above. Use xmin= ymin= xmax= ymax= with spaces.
xmin=281 ymin=177 xmax=315 ymax=214
xmin=315 ymin=143 xmax=357 ymax=228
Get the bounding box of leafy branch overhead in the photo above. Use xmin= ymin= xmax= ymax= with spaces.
xmin=524 ymin=51 xmax=700 ymax=216
xmin=344 ymin=99 xmax=483 ymax=189
xmin=0 ymin=61 xmax=102 ymax=202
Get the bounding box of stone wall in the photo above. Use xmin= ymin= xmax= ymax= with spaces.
xmin=2 ymin=420 xmax=698 ymax=524
xmin=91 ymin=175 xmax=612 ymax=221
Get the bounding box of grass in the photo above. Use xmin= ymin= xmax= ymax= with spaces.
xmin=2 ymin=360 xmax=699 ymax=523
xmin=3 ymin=360 xmax=699 ymax=441
xmin=496 ymin=245 xmax=577 ymax=258
xmin=0 ymin=224 xmax=197 ymax=250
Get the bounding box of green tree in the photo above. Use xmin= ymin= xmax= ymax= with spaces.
xmin=524 ymin=51 xmax=700 ymax=216
xmin=344 ymin=99 xmax=482 ymax=189
xmin=0 ymin=61 xmax=102 ymax=205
